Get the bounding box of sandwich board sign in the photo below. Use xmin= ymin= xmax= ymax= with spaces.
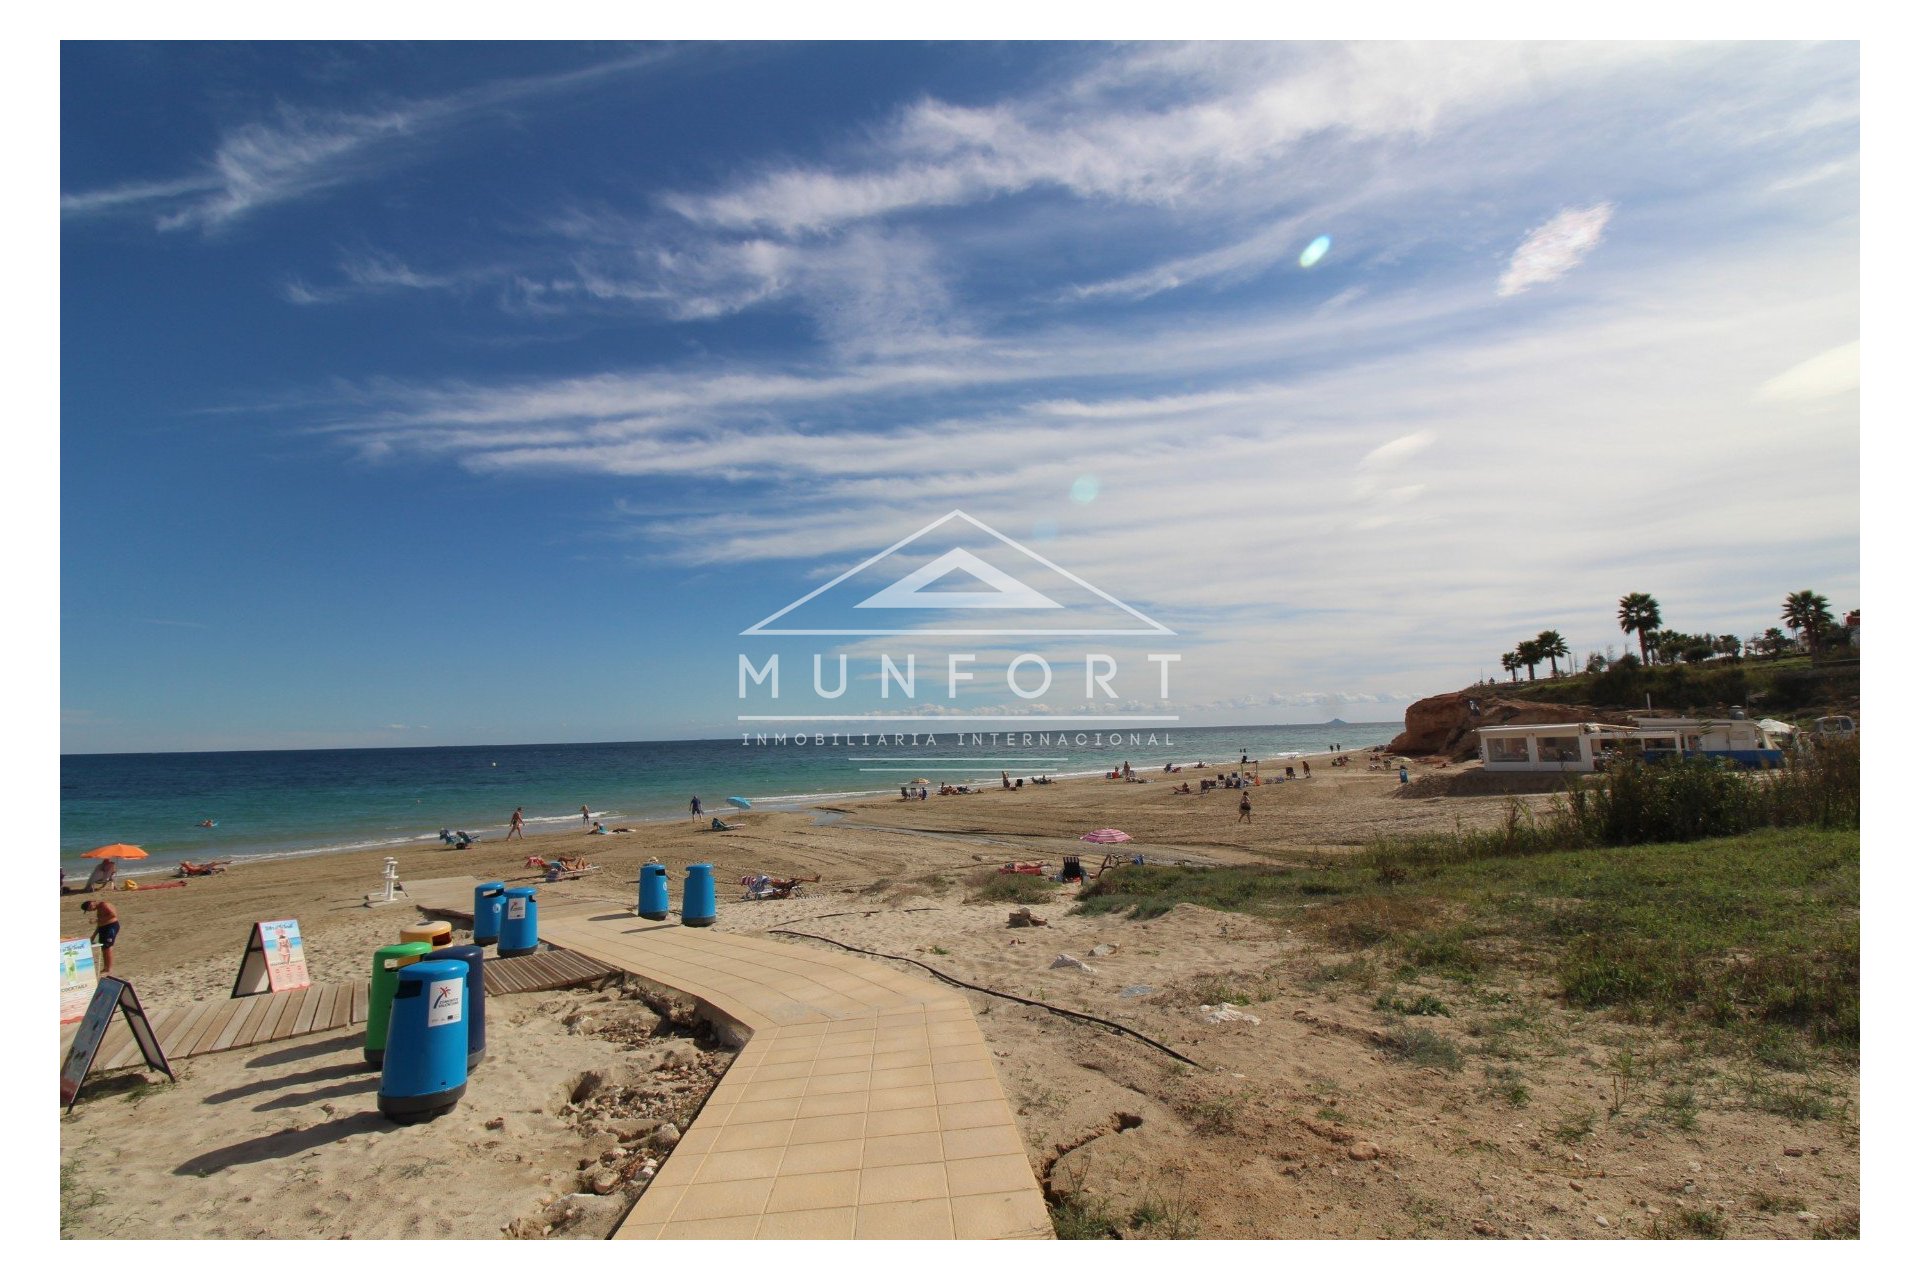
xmin=231 ymin=918 xmax=310 ymax=997
xmin=60 ymin=937 xmax=97 ymax=1024
xmin=60 ymin=977 xmax=172 ymax=1109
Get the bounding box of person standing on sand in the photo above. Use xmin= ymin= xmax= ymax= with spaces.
xmin=1302 ymin=760 xmax=1311 ymax=778
xmin=581 ymin=805 xmax=591 ymax=828
xmin=81 ymin=898 xmax=120 ymax=975
xmin=690 ymin=796 xmax=703 ymax=822
xmin=1238 ymin=793 xmax=1253 ymax=823
xmin=507 ymin=807 xmax=525 ymax=841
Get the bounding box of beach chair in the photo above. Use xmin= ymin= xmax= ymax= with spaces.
xmin=81 ymin=861 xmax=116 ymax=893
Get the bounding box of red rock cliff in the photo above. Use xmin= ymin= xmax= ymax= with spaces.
xmin=1387 ymin=690 xmax=1609 ymax=761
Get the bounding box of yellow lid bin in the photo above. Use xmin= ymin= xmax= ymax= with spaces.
xmin=402 ymin=920 xmax=453 ymax=949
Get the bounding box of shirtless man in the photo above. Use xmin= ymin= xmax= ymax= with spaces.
xmin=80 ymin=899 xmax=120 ymax=975
xmin=507 ymin=807 xmax=525 ymax=841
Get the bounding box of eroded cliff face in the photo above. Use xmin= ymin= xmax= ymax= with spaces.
xmin=1387 ymin=690 xmax=1609 ymax=760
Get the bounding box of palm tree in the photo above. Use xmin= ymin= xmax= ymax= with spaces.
xmin=1782 ymin=590 xmax=1834 ymax=658
xmin=1516 ymin=638 xmax=1544 ymax=682
xmin=1760 ymin=626 xmax=1790 ymax=657
xmin=1536 ymin=630 xmax=1570 ymax=678
xmin=1617 ymin=593 xmax=1661 ymax=665
xmin=1500 ymin=651 xmax=1521 ymax=684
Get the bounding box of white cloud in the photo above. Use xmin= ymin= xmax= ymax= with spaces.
xmin=1753 ymin=340 xmax=1859 ymax=403
xmin=62 ymin=53 xmax=666 ymax=231
xmin=1497 ymin=203 xmax=1616 ymax=297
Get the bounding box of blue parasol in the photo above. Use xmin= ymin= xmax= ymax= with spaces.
xmin=726 ymin=796 xmax=752 ymax=809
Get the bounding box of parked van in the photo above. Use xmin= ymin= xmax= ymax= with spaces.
xmin=1812 ymin=715 xmax=1856 ymax=738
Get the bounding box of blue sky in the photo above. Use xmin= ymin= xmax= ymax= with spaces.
xmin=59 ymin=41 xmax=1860 ymax=752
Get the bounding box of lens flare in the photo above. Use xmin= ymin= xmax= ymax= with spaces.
xmin=1299 ymin=235 xmax=1331 ymax=268
xmin=1070 ymin=475 xmax=1100 ymax=504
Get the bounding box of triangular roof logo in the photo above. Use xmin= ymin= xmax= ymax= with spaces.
xmin=742 ymin=510 xmax=1174 ymax=636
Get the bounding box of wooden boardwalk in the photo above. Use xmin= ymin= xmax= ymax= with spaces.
xmin=61 ymin=947 xmax=621 ymax=1074
xmin=63 ymin=981 xmax=367 ymax=1072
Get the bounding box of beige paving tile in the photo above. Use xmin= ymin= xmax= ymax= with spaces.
xmin=855 ymin=1196 xmax=956 ymax=1240
xmin=938 ymin=1100 xmax=1011 ymax=1131
xmin=672 ymin=1176 xmax=776 ymax=1222
xmin=929 ymin=1042 xmax=986 ymax=1065
xmin=795 ymin=1090 xmax=870 ymax=1119
xmin=804 ymin=1069 xmax=872 ymax=1096
xmin=623 ymin=1183 xmax=687 ymax=1224
xmin=870 ymin=1048 xmax=933 ymax=1071
xmin=858 ymin=1160 xmax=948 ymax=1205
xmin=931 ymin=1057 xmax=995 ymax=1083
xmin=709 ymin=1118 xmax=795 ymax=1152
xmin=750 ymin=1058 xmax=814 ymax=1081
xmin=675 ymin=1128 xmax=721 ymax=1159
xmin=788 ymin=1111 xmax=867 ymax=1144
xmin=936 ymin=1078 xmax=1006 ymax=1105
xmin=777 ymin=1137 xmax=866 ymax=1175
xmin=949 ymin=1189 xmax=1053 ymax=1240
xmin=938 ymin=1124 xmax=1024 ymax=1160
xmin=871 ymin=1064 xmax=937 ymax=1089
xmin=617 ymin=1222 xmax=663 ymax=1239
xmin=944 ymin=1153 xmax=1039 ymax=1197
xmin=696 ymin=1145 xmax=787 ymax=1182
xmin=657 ymin=1213 xmax=764 ymax=1239
xmin=760 ymin=1044 xmax=818 ymax=1065
xmin=649 ymin=1154 xmax=705 ymax=1188
xmin=740 ymin=1076 xmax=808 ymax=1102
xmin=756 ymin=1206 xmax=858 ymax=1239
xmin=869 ymin=1083 xmax=939 ymax=1111
xmin=764 ymin=1168 xmax=862 ymax=1214
xmin=865 ymin=1105 xmax=941 ymax=1138
xmin=728 ymin=1096 xmax=804 ymax=1123
xmin=860 ymin=1130 xmax=943 ymax=1167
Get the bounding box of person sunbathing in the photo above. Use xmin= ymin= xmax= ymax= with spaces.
xmin=175 ymin=859 xmax=230 ymax=876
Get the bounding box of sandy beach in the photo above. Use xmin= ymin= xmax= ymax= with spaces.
xmin=59 ymin=753 xmax=1859 ymax=1239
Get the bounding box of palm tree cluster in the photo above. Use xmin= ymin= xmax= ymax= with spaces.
xmin=1494 ymin=589 xmax=1850 ymax=684
xmin=1501 ymin=630 xmax=1569 ymax=683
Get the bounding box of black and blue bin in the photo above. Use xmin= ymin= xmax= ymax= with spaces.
xmin=638 ymin=863 xmax=669 ymax=920
xmin=377 ymin=956 xmax=469 ymax=1125
xmin=472 ymin=881 xmax=506 ymax=946
xmin=440 ymin=943 xmax=487 ymax=1070
xmin=498 ymin=885 xmax=538 ymax=957
xmin=681 ymin=862 xmax=716 ymax=927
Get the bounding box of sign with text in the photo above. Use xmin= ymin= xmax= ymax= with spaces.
xmin=60 ymin=937 xmax=97 ymax=1024
xmin=60 ymin=978 xmax=172 ymax=1109
xmin=231 ymin=919 xmax=310 ymax=997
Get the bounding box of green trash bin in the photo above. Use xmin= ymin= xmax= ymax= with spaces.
xmin=365 ymin=941 xmax=435 ymax=1067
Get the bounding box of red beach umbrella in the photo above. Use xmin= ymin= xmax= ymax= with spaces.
xmin=1079 ymin=829 xmax=1132 ymax=844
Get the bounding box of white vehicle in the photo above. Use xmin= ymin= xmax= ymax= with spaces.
xmin=1812 ymin=715 xmax=1856 ymax=738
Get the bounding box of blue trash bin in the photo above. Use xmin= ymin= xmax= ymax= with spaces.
xmin=498 ymin=886 xmax=538 ymax=957
xmin=638 ymin=863 xmax=669 ymax=920
xmin=440 ymin=943 xmax=487 ymax=1070
xmin=377 ymin=957 xmax=469 ymax=1125
xmin=682 ymin=862 xmax=716 ymax=927
xmin=472 ymin=881 xmax=506 ymax=946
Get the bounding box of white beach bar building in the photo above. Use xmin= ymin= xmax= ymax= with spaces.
xmin=1477 ymin=717 xmax=1788 ymax=772
xmin=1476 ymin=723 xmax=1636 ymax=773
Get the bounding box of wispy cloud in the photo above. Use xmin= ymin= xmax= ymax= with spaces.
xmin=1497 ymin=203 xmax=1615 ymax=297
xmin=1753 ymin=340 xmax=1859 ymax=403
xmin=62 ymin=52 xmax=666 ymax=232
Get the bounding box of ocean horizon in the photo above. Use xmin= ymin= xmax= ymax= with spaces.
xmin=60 ymin=720 xmax=1400 ymax=873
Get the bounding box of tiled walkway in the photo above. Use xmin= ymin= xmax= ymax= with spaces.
xmin=420 ymin=892 xmax=1052 ymax=1240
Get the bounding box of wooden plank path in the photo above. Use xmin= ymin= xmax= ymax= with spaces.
xmin=61 ymin=946 xmax=621 ymax=1074
xmin=62 ymin=981 xmax=365 ymax=1072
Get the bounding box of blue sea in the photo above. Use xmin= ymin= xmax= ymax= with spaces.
xmin=60 ymin=721 xmax=1398 ymax=873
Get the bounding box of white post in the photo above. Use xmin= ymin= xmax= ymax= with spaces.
xmin=382 ymin=858 xmax=399 ymax=903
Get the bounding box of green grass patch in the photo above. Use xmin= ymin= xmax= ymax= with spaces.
xmin=1081 ymin=826 xmax=1856 ymax=1060
xmin=965 ymin=870 xmax=1059 ymax=905
xmin=1381 ymin=1024 xmax=1464 ymax=1072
